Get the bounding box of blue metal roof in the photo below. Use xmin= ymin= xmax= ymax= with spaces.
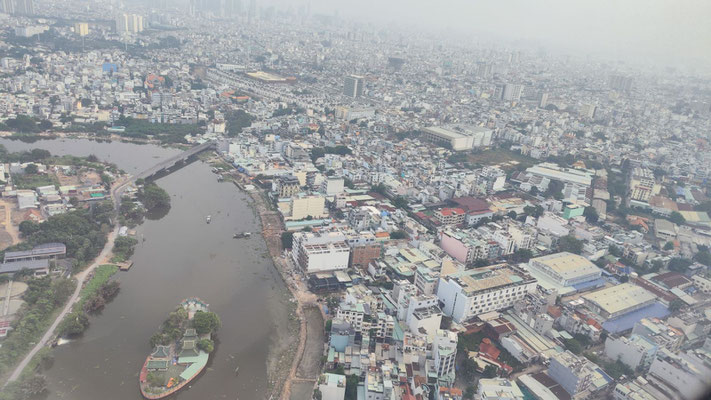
xmin=602 ymin=302 xmax=670 ymax=333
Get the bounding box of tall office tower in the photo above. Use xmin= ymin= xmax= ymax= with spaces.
xmin=608 ymin=74 xmax=633 ymax=92
xmin=115 ymin=14 xmax=128 ymax=33
xmin=116 ymin=14 xmax=143 ymax=33
xmin=248 ymin=0 xmax=256 ymax=20
xmin=539 ymin=92 xmax=550 ymax=108
xmin=74 ymin=22 xmax=89 ymax=37
xmin=0 ymin=0 xmax=14 ymax=14
xmin=129 ymin=14 xmax=143 ymax=32
xmin=343 ymin=75 xmax=364 ymax=98
xmin=502 ymin=83 xmax=524 ymax=102
xmin=14 ymin=0 xmax=33 ymax=15
xmin=507 ymin=51 xmax=521 ymax=64
xmin=476 ymin=62 xmax=493 ymax=78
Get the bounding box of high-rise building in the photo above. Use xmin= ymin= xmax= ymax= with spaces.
xmin=74 ymin=22 xmax=89 ymax=37
xmin=502 ymin=83 xmax=524 ymax=102
xmin=431 ymin=329 xmax=458 ymax=384
xmin=609 ymin=74 xmax=633 ymax=92
xmin=476 ymin=62 xmax=493 ymax=78
xmin=248 ymin=0 xmax=256 ymax=20
xmin=343 ymin=75 xmax=364 ymax=98
xmin=116 ymin=14 xmax=144 ymax=33
xmin=14 ymin=0 xmax=32 ymax=15
xmin=0 ymin=0 xmax=14 ymax=14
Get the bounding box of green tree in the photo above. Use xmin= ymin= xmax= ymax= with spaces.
xmin=483 ymin=364 xmax=498 ymax=378
xmin=140 ymin=183 xmax=171 ymax=211
xmin=669 ymin=212 xmax=686 ymax=225
xmin=523 ymin=205 xmax=544 ymax=218
xmin=24 ymin=163 xmax=38 ymax=174
xmin=57 ymin=311 xmax=89 ymax=337
xmin=345 ymin=374 xmax=359 ymax=400
xmin=281 ymin=231 xmax=294 ymax=249
xmin=663 ymin=241 xmax=674 ymax=251
xmin=564 ymin=338 xmax=583 ymax=354
xmin=392 ymin=196 xmax=409 ymax=210
xmin=18 ymin=220 xmax=40 ymax=236
xmin=146 ymin=372 xmax=163 ymax=387
xmin=192 ymin=311 xmax=221 ymax=334
xmin=112 ymin=236 xmax=138 ymax=261
xmin=558 ymin=235 xmax=583 ymax=254
xmin=693 ymin=250 xmax=711 ymax=266
xmin=668 ymin=258 xmax=692 ymax=273
xmin=669 ymin=299 xmax=685 ymax=312
xmin=313 ymin=388 xmax=323 ymax=400
xmin=390 ymin=230 xmax=408 ymax=240
xmin=583 ymin=207 xmax=599 ymax=223
xmin=197 ymin=338 xmax=215 ymax=353
xmin=464 ymin=386 xmax=476 ymax=400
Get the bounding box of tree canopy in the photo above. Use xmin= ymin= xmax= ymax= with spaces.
xmin=558 ymin=235 xmax=583 ymax=254
xmin=192 ymin=310 xmax=221 ymax=335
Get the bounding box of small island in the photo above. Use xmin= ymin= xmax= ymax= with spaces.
xmin=139 ymin=298 xmax=220 ymax=399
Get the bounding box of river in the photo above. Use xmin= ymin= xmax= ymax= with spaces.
xmin=0 ymin=138 xmax=295 ymax=400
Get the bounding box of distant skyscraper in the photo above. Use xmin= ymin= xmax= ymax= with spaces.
xmin=115 ymin=13 xmax=143 ymax=33
xmin=0 ymin=0 xmax=14 ymax=14
xmin=343 ymin=75 xmax=364 ymax=98
xmin=502 ymin=83 xmax=523 ymax=102
xmin=248 ymin=0 xmax=256 ymax=20
xmin=74 ymin=22 xmax=89 ymax=37
xmin=608 ymin=74 xmax=633 ymax=92
xmin=476 ymin=62 xmax=493 ymax=78
xmin=13 ymin=0 xmax=33 ymax=15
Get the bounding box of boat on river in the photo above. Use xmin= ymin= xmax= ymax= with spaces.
xmin=139 ymin=298 xmax=217 ymax=399
xmin=233 ymin=232 xmax=251 ymax=239
xmin=206 ymin=215 xmax=211 ymax=224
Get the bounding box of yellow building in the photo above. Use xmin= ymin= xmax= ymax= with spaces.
xmin=74 ymin=22 xmax=89 ymax=36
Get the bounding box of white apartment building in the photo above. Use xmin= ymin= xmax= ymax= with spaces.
xmin=604 ymin=335 xmax=658 ymax=371
xmin=647 ymin=350 xmax=708 ymax=400
xmin=476 ymin=378 xmax=525 ymax=400
xmin=292 ymin=231 xmax=350 ymax=273
xmin=321 ymin=177 xmax=345 ymax=196
xmin=336 ymin=302 xmax=365 ymax=332
xmin=404 ymin=294 xmax=442 ymax=339
xmin=432 ymin=330 xmax=458 ymax=383
xmin=318 ymin=373 xmax=346 ymax=400
xmin=436 ymin=264 xmax=537 ymax=323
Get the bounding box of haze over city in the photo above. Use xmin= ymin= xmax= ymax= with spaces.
xmin=0 ymin=1 xmax=711 ymax=400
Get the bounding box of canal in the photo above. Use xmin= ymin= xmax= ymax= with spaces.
xmin=0 ymin=138 xmax=295 ymax=400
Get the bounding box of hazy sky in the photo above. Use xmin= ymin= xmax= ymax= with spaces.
xmin=296 ymin=0 xmax=711 ymax=70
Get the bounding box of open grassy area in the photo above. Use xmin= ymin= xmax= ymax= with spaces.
xmin=466 ymin=148 xmax=537 ymax=170
xmin=78 ymin=264 xmax=118 ymax=306
xmin=12 ymin=173 xmax=59 ymax=190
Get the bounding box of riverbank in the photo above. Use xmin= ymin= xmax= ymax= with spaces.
xmin=204 ymin=152 xmax=325 ymax=400
xmin=3 ymin=224 xmax=120 ymax=386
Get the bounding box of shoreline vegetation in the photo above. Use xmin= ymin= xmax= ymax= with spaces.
xmin=0 ymin=137 xmax=305 ymax=400
xmin=0 ymin=146 xmax=126 ymax=399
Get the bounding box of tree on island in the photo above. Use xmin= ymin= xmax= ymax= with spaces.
xmin=192 ymin=311 xmax=221 ymax=335
xmin=140 ymin=183 xmax=171 ymax=211
xmin=197 ymin=338 xmax=215 ymax=353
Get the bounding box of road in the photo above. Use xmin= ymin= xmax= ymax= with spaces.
xmin=3 ymin=177 xmax=132 ymax=387
xmin=0 ymin=199 xmax=19 ymax=247
xmin=1 ymin=280 xmax=12 ymax=317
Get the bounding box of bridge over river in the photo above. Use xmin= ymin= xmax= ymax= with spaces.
xmin=134 ymin=140 xmax=216 ymax=181
xmin=112 ymin=140 xmax=217 ymax=207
